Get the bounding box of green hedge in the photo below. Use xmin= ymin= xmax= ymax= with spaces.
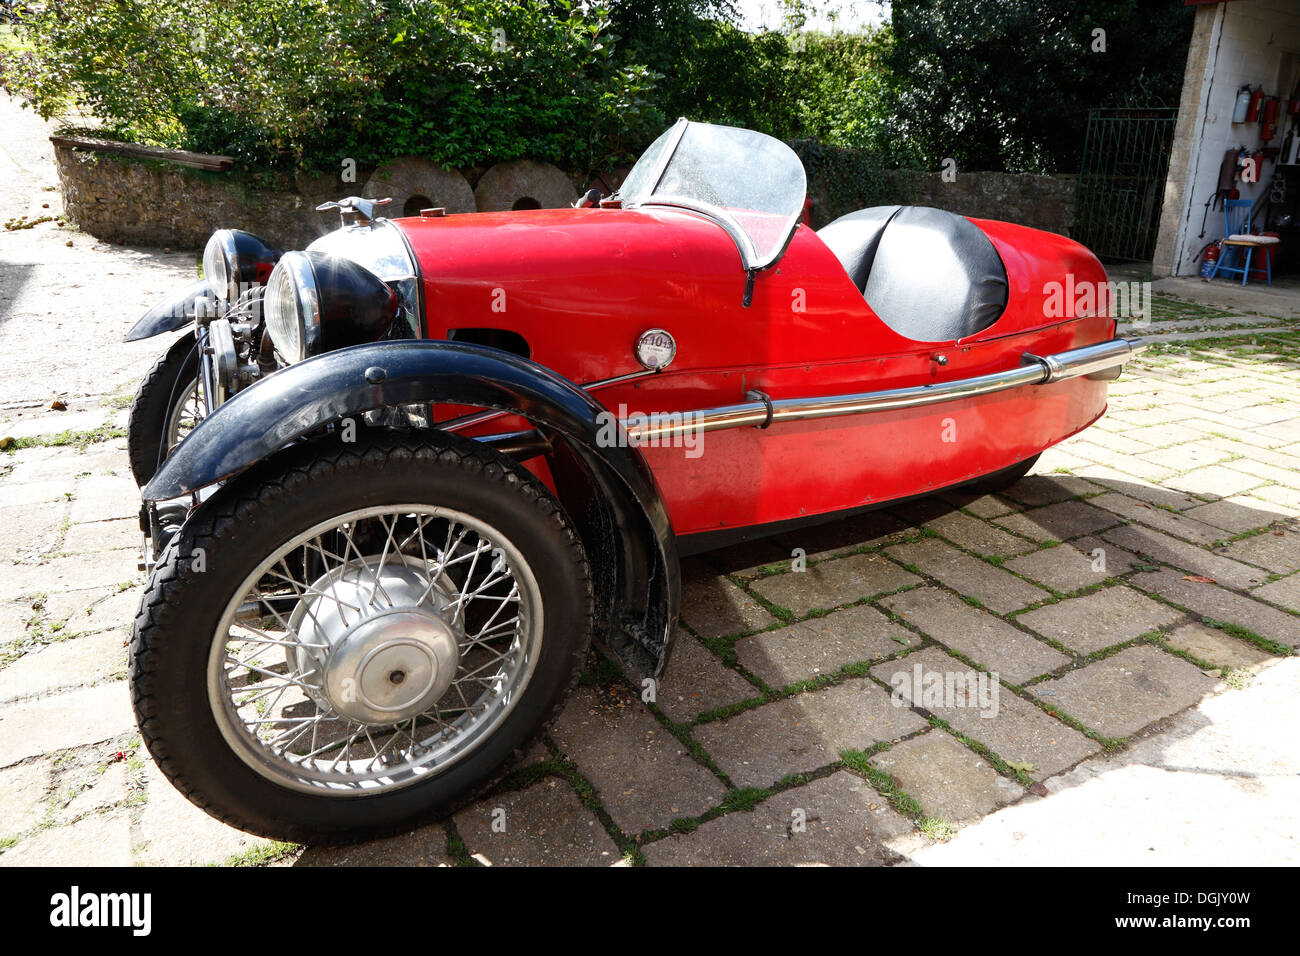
xmin=0 ymin=0 xmax=894 ymax=178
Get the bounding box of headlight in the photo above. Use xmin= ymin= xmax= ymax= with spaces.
xmin=202 ymin=229 xmax=282 ymax=301
xmin=263 ymin=251 xmax=399 ymax=364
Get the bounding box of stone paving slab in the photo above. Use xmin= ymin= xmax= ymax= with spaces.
xmin=0 ymin=683 xmax=134 ymax=766
xmin=1003 ymin=535 xmax=1138 ymax=593
xmin=1015 ymin=586 xmax=1181 ymax=655
xmin=0 ymin=811 xmax=133 ymax=867
xmin=453 ymin=779 xmax=620 ymax=867
xmin=994 ymin=474 xmax=1099 ymax=509
xmin=1219 ymin=527 xmax=1300 ymax=575
xmin=750 ymin=552 xmax=920 ymax=617
xmin=1130 ymin=569 xmax=1300 ymax=649
xmin=992 ymin=500 xmax=1121 ymax=543
xmin=4 ymin=550 xmax=139 ymax=597
xmin=0 ymin=759 xmax=51 ymax=837
xmin=0 ymin=501 xmax=64 ymax=557
xmin=1251 ymin=572 xmax=1300 ymax=612
xmin=1163 ymin=623 xmax=1274 ymax=671
xmin=869 ymin=730 xmax=1023 ymax=824
xmin=885 ymin=537 xmax=1048 ymax=613
xmin=872 ymin=647 xmax=1100 ymax=778
xmin=734 ymin=603 xmax=918 ymax=689
xmin=1101 ymin=523 xmax=1269 ymax=590
xmin=550 ymin=685 xmax=726 ymax=834
xmin=298 ymin=822 xmax=453 ymax=867
xmin=0 ymin=631 xmax=127 ymax=703
xmin=1027 ymin=645 xmax=1216 ymax=738
xmin=1181 ymin=497 xmax=1288 ymax=533
xmin=135 ymin=761 xmax=272 ymax=866
xmin=880 ymin=587 xmax=1069 ymax=684
xmin=63 ymin=518 xmax=140 ymax=555
xmin=62 ymin=761 xmax=130 ymax=821
xmin=653 ymin=632 xmax=757 ymax=723
xmin=680 ymin=570 xmax=776 ymax=638
xmin=921 ymin=510 xmax=1037 ymax=558
xmin=1175 ymin=464 xmax=1267 ymax=499
xmin=693 ymin=680 xmax=928 ymax=789
xmin=642 ymin=771 xmax=914 ymax=866
xmin=1088 ymin=492 xmax=1225 ymax=546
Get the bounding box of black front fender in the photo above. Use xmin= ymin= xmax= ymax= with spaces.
xmin=125 ymin=279 xmax=213 ymax=342
xmin=144 ymin=340 xmax=680 ymax=676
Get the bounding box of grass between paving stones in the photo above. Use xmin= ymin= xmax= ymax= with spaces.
xmin=840 ymin=744 xmax=960 ymax=842
xmin=1 ymin=425 xmax=126 ymax=452
xmin=215 ymin=841 xmax=302 ymax=867
xmin=1148 ymin=294 xmax=1238 ymax=324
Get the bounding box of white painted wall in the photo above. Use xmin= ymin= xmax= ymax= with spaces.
xmin=1168 ymin=0 xmax=1300 ymax=276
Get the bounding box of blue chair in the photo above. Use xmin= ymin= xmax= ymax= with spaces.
xmin=1207 ymin=199 xmax=1273 ymax=286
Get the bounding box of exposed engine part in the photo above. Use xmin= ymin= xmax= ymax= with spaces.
xmin=258 ymin=327 xmax=278 ymax=376
xmin=205 ymin=319 xmax=239 ymax=407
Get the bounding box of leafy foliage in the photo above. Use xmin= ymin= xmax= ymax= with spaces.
xmin=887 ymin=0 xmax=1195 ymax=174
xmin=0 ymin=0 xmax=1195 ymax=180
xmin=3 ymin=0 xmax=664 ymax=172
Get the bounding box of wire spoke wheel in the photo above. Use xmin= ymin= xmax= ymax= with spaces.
xmin=164 ymin=375 xmax=205 ymax=452
xmin=208 ymin=504 xmax=544 ymax=795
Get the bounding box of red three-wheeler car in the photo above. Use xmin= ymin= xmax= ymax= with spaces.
xmin=123 ymin=118 xmax=1138 ymax=841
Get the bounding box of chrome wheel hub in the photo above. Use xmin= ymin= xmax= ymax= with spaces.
xmin=320 ymin=609 xmax=459 ymax=724
xmin=292 ymin=558 xmax=460 ymax=724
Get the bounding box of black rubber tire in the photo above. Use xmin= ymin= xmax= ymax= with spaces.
xmin=127 ymin=335 xmax=201 ymax=487
xmin=962 ymin=452 xmax=1041 ymax=494
xmin=129 ymin=432 xmax=593 ymax=844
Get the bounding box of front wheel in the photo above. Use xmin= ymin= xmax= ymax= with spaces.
xmin=129 ymin=433 xmax=592 ymax=843
xmin=127 ymin=335 xmax=204 ymax=487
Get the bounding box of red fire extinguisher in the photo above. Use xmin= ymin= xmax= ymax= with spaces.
xmin=1262 ymin=97 xmax=1280 ymax=142
xmin=1199 ymin=242 xmax=1221 ymax=279
xmin=1246 ymin=88 xmax=1265 ymax=123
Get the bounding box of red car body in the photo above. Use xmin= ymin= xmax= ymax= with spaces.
xmin=403 ymin=208 xmax=1115 ymax=542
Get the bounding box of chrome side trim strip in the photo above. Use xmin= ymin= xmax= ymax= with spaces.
xmin=623 ymin=337 xmax=1139 ymax=442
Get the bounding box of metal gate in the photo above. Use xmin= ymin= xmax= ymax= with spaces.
xmin=1074 ymin=108 xmax=1178 ymax=262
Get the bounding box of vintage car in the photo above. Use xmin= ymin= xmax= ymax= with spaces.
xmin=124 ymin=119 xmax=1139 ymax=842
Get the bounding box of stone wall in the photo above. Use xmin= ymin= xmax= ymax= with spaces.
xmin=806 ymin=168 xmax=1076 ymax=237
xmin=57 ymin=141 xmax=1078 ymax=253
xmin=54 ymin=145 xmax=329 ymax=250
xmin=887 ymin=169 xmax=1077 ymax=237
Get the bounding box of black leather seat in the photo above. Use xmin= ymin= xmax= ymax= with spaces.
xmin=817 ymin=205 xmax=1009 ymax=343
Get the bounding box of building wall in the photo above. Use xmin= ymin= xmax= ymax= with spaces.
xmin=1155 ymin=0 xmax=1300 ymax=277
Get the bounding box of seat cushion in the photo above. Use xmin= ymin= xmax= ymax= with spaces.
xmin=815 ymin=205 xmax=903 ymax=291
xmin=818 ymin=205 xmax=1008 ymax=343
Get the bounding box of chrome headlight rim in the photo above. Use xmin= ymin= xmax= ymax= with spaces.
xmin=264 ymin=251 xmax=398 ymax=365
xmin=203 ymin=229 xmax=284 ymax=303
xmin=264 ymin=252 xmax=320 ymax=364
xmin=202 ymin=230 xmax=235 ymax=301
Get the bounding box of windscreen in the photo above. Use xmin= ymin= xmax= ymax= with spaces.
xmin=620 ymin=120 xmax=807 ymax=269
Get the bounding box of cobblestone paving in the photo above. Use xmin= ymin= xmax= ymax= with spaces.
xmin=3 ymin=304 xmax=1298 ymax=865
xmin=2 ymin=98 xmax=1298 ymax=867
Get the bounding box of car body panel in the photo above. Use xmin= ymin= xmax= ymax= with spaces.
xmin=393 ymin=206 xmax=1116 ymax=537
